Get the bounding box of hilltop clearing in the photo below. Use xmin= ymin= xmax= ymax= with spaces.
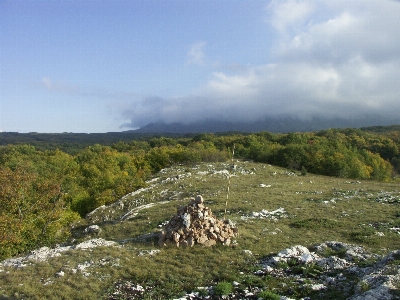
xmin=1 ymin=161 xmax=399 ymax=299
xmin=2 ymin=127 xmax=400 ymax=261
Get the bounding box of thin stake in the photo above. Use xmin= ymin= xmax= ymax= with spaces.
xmin=224 ymin=144 xmax=235 ymax=220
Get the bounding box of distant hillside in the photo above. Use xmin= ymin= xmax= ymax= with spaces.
xmin=360 ymin=124 xmax=400 ymax=133
xmin=134 ymin=116 xmax=400 ymax=134
xmin=2 ymin=121 xmax=400 ymax=154
xmin=0 ymin=131 xmax=185 ymax=154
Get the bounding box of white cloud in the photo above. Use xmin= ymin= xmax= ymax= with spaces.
xmin=186 ymin=41 xmax=206 ymax=65
xmin=121 ymin=0 xmax=400 ymax=128
xmin=267 ymin=0 xmax=314 ymax=32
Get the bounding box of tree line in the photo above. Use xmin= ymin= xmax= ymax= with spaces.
xmin=1 ymin=128 xmax=399 ymax=259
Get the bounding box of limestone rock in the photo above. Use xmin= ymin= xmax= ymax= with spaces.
xmin=83 ymin=225 xmax=102 ymax=235
xmin=159 ymin=195 xmax=238 ymax=247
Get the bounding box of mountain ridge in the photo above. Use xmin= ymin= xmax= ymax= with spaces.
xmin=133 ymin=116 xmax=400 ymax=134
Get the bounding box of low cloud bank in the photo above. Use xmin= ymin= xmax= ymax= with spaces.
xmin=121 ymin=1 xmax=400 ymax=129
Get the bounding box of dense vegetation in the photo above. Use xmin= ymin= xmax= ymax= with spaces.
xmin=1 ymin=127 xmax=400 ymax=260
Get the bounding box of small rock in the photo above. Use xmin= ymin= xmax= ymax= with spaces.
xmin=83 ymin=225 xmax=102 ymax=235
xmin=203 ymin=239 xmax=216 ymax=247
xmin=243 ymin=250 xmax=253 ymax=256
xmin=55 ymin=270 xmax=65 ymax=277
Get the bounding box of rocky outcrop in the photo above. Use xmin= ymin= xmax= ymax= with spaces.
xmin=159 ymin=195 xmax=238 ymax=247
xmin=169 ymin=242 xmax=400 ymax=299
xmin=256 ymin=241 xmax=400 ymax=300
xmin=0 ymin=238 xmax=118 ymax=269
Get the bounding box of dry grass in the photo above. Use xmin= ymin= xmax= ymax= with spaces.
xmin=1 ymin=161 xmax=399 ymax=299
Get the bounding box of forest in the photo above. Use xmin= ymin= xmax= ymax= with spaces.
xmin=1 ymin=126 xmax=400 ymax=260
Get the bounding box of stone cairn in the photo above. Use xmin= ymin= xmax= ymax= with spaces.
xmin=159 ymin=195 xmax=238 ymax=247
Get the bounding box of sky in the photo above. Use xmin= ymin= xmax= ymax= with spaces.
xmin=1 ymin=0 xmax=400 ymax=133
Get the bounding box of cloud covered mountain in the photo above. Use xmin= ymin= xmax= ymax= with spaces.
xmin=134 ymin=115 xmax=400 ymax=134
xmin=121 ymin=1 xmax=400 ymax=132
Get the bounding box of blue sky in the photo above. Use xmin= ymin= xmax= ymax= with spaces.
xmin=1 ymin=0 xmax=400 ymax=133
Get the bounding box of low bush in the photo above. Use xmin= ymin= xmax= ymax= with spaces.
xmin=258 ymin=290 xmax=281 ymax=300
xmin=214 ymin=281 xmax=233 ymax=296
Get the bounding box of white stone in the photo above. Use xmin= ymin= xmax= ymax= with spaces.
xmin=277 ymin=245 xmax=310 ymax=258
xmin=138 ymin=249 xmax=160 ymax=256
xmin=132 ymin=284 xmax=145 ymax=292
xmin=74 ymin=238 xmax=118 ymax=249
xmin=264 ymin=266 xmax=275 ymax=273
xmin=310 ymin=283 xmax=326 ymax=291
xmin=55 ymin=270 xmax=65 ymax=277
xmin=182 ymin=213 xmax=191 ymax=228
xmin=300 ymin=253 xmax=315 ymax=264
xmin=84 ymin=225 xmax=102 ymax=235
xmin=259 ymin=184 xmax=271 ymax=188
xmin=317 ymin=256 xmax=350 ymax=270
xmin=173 ymin=232 xmax=181 ymax=243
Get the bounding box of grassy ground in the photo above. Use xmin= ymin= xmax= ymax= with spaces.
xmin=1 ymin=161 xmax=399 ymax=299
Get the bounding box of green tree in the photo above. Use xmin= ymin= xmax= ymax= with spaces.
xmin=145 ymin=147 xmax=171 ymax=172
xmin=271 ymin=144 xmax=308 ymax=171
xmin=73 ymin=145 xmax=146 ymax=215
xmin=360 ymin=150 xmax=392 ymax=181
xmin=0 ymin=166 xmax=79 ymax=259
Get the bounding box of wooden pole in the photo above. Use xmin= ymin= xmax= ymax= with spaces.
xmin=224 ymin=144 xmax=235 ymax=220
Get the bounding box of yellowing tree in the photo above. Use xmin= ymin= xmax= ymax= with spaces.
xmin=0 ymin=167 xmax=79 ymax=259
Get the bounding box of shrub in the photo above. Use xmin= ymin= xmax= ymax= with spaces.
xmin=320 ymin=247 xmax=347 ymax=259
xmin=301 ymin=165 xmax=308 ymax=176
xmin=292 ymin=263 xmax=323 ymax=278
xmin=258 ymin=290 xmax=280 ymax=300
xmin=214 ymin=281 xmax=233 ymax=296
xmin=359 ymin=280 xmax=371 ymax=293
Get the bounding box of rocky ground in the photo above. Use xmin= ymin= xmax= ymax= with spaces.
xmin=0 ymin=238 xmax=119 ymax=269
xmin=2 ymin=235 xmax=398 ymax=299
xmin=1 ymin=162 xmax=400 ymax=299
xmin=105 ymin=241 xmax=400 ymax=300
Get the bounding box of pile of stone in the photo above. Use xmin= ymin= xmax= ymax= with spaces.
xmin=159 ymin=195 xmax=238 ymax=247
